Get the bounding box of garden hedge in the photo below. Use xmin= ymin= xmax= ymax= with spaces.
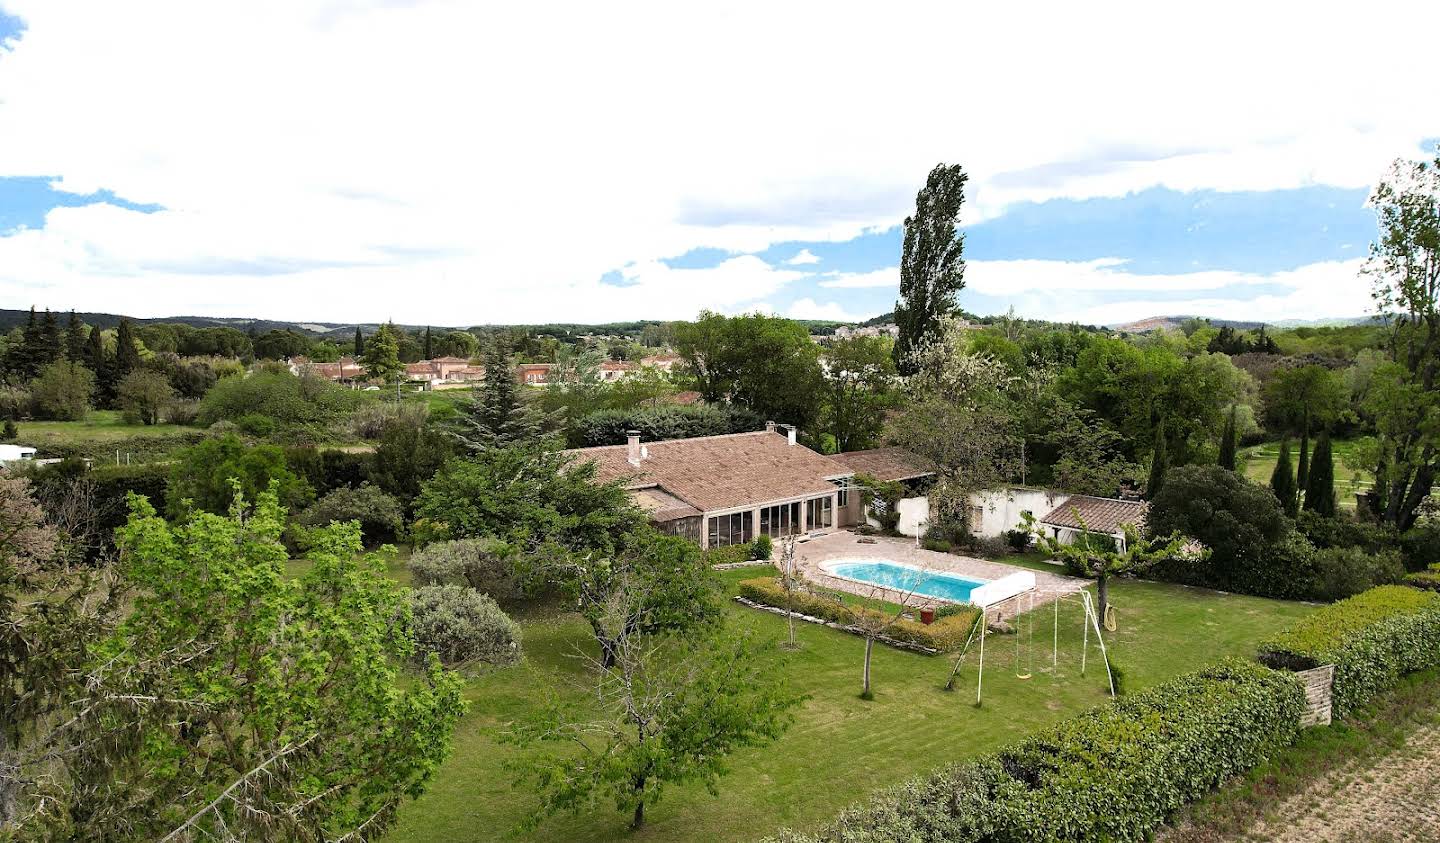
xmin=1403 ymin=564 xmax=1440 ymax=592
xmin=765 ymin=660 xmax=1304 ymax=843
xmin=1258 ymin=584 xmax=1440 ymax=718
xmin=738 ymin=576 xmax=980 ymax=653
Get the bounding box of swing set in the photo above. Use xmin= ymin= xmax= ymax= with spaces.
xmin=946 ymin=589 xmax=1116 ymax=705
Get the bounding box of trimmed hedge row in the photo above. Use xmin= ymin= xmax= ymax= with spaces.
xmin=1404 ymin=564 xmax=1440 ymax=592
xmin=738 ymin=576 xmax=981 ymax=653
xmin=766 ymin=660 xmax=1303 ymax=843
xmin=1258 ymin=584 xmax=1440 ymax=719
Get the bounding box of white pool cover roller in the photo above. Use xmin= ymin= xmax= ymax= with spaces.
xmin=969 ymin=571 xmax=1035 ymax=607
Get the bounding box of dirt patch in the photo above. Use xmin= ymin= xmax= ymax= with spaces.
xmin=1244 ymin=724 xmax=1440 ymax=842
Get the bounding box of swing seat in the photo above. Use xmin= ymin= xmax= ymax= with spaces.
xmin=1015 ymin=672 xmax=1032 ymax=680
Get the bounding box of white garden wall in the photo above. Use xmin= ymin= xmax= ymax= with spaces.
xmin=968 ymin=487 xmax=1068 ymax=538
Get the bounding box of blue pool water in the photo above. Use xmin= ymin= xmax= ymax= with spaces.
xmin=825 ymin=559 xmax=987 ymax=603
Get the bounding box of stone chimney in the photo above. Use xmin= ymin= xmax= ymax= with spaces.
xmin=765 ymin=420 xmax=777 ymax=434
xmin=780 ymin=424 xmax=797 ymax=446
xmin=627 ymin=431 xmax=642 ymax=467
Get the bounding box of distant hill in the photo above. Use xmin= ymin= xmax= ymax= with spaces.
xmin=1110 ymin=314 xmax=1373 ymax=333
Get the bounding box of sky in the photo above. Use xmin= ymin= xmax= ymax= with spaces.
xmin=0 ymin=2 xmax=1438 ymax=328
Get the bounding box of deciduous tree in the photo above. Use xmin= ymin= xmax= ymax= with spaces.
xmin=116 ymin=369 xmax=175 ymax=425
xmin=820 ymin=335 xmax=896 ymax=452
xmin=894 ymin=163 xmax=968 ymax=374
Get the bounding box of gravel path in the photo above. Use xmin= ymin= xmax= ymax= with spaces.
xmin=1245 ymin=724 xmax=1440 ymax=842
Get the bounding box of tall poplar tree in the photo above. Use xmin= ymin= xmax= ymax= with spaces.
xmin=893 ymin=163 xmax=968 ymax=375
xmin=1303 ymin=431 xmax=1337 ymax=517
xmin=113 ymin=319 xmax=141 ymax=381
xmin=1296 ymin=428 xmax=1310 ymax=503
xmin=1218 ymin=405 xmax=1238 ymax=471
xmin=1271 ymin=438 xmax=1298 ymax=517
xmin=1146 ymin=418 xmax=1168 ymax=500
xmin=353 ymin=326 xmax=364 ymax=357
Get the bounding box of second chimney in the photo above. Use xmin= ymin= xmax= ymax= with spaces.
xmin=786 ymin=425 xmax=797 ymax=446
xmin=765 ymin=420 xmax=777 ymax=434
xmin=627 ymin=430 xmax=642 ymax=466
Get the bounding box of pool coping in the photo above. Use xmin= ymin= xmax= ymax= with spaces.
xmin=817 ymin=557 xmax=988 ymax=604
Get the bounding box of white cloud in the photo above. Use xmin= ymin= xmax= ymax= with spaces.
xmin=818 ymin=267 xmax=900 ymax=289
xmin=785 ymin=248 xmax=820 ymax=265
xmin=0 ymin=0 xmax=1435 ymax=321
xmin=965 ymin=258 xmax=1372 ymax=325
xmin=786 ymin=298 xmax=861 ymax=322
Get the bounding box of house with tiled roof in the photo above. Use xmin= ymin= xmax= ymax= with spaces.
xmin=563 ymin=422 xmax=860 ymax=548
xmin=1036 ymin=495 xmax=1149 ymax=552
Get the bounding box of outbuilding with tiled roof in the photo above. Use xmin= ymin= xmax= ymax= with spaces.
xmin=1036 ymin=495 xmax=1149 ymax=552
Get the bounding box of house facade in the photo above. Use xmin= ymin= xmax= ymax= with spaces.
xmin=564 ymin=422 xmax=861 ymax=548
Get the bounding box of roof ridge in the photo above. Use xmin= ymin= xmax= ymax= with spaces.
xmin=564 ymin=429 xmax=776 ymax=454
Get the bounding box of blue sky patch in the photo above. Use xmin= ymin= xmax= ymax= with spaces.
xmin=0 ymin=6 xmax=24 ymax=47
xmin=0 ymin=176 xmax=165 ymax=234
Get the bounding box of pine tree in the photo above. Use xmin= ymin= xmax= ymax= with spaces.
xmin=114 ymin=319 xmax=141 ymax=381
xmin=423 ymin=326 xmax=433 ymax=360
xmin=359 ymin=322 xmax=403 ymax=384
xmin=38 ymin=309 xmax=63 ymax=366
xmin=1303 ymin=431 xmax=1337 ymax=517
xmin=13 ymin=306 xmax=42 ymax=379
xmin=64 ymin=311 xmax=86 ymax=361
xmin=1218 ymin=405 xmax=1238 ymax=471
xmin=86 ymin=325 xmax=115 ymax=408
xmin=893 ymin=163 xmax=968 ymax=375
xmin=353 ymin=326 xmax=364 ymax=358
xmin=453 ymin=342 xmax=546 ymax=452
xmin=1146 ymin=419 xmax=1168 ymax=500
xmin=1271 ymin=438 xmax=1298 ymax=517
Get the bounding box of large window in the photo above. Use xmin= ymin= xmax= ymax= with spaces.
xmin=707 ymin=511 xmax=751 ymax=547
xmin=806 ymin=496 xmax=834 ymax=530
xmin=760 ymin=501 xmax=801 ymax=538
xmin=831 ymin=478 xmax=850 ymax=508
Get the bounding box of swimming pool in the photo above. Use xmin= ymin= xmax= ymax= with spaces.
xmin=821 ymin=559 xmax=987 ymax=603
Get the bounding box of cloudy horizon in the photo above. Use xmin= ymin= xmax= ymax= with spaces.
xmin=1 ymin=1 xmax=1437 ymax=327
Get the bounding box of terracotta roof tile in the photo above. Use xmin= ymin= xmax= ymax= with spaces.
xmin=1038 ymin=495 xmax=1148 ymax=534
xmin=826 ymin=447 xmax=937 ymax=482
xmin=564 ymin=431 xmax=850 ymax=513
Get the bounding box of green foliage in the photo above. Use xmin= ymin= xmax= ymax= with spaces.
xmin=701 ymin=543 xmax=753 ymax=566
xmin=575 ymin=403 xmax=762 ymax=447
xmin=765 ymin=660 xmax=1304 ymax=843
xmin=1004 ymin=529 xmax=1031 ymax=552
xmin=407 ymin=537 xmax=522 ymax=603
xmin=1308 ymin=545 xmax=1405 ymax=602
xmin=1270 ymin=437 xmax=1298 ymax=517
xmin=115 ymin=369 xmax=174 ymax=425
xmin=452 ymin=342 xmax=548 ymax=452
xmin=751 ymin=533 xmax=773 ymax=561
xmin=1146 ymin=418 xmax=1168 ymax=499
xmin=30 ymin=360 xmax=94 ymax=421
xmin=852 ymin=473 xmax=903 ymax=534
xmin=1149 ymin=465 xmax=1306 ymax=598
xmin=198 ymin=371 xmax=356 ymax=438
xmin=1219 ymin=405 xmax=1238 ymax=470
xmin=1263 ymin=364 xmax=1348 ymax=435
xmin=1302 ymin=431 xmax=1337 ymax=516
xmin=100 ymin=488 xmax=466 ymax=840
xmin=894 ymin=163 xmax=968 ymax=374
xmin=360 ymin=321 xmax=405 ymax=383
xmin=1400 ymin=521 xmax=1440 ymax=572
xmin=672 ymin=311 xmax=824 ymax=428
xmin=415 ymin=444 xmax=640 ymax=558
xmin=166 ymin=433 xmax=313 ymax=518
xmin=737 ymin=577 xmax=980 ymax=653
xmin=1403 ymin=570 xmax=1440 ymax=591
xmin=1 ymin=418 xmax=16 ymax=441
xmin=1026 ymin=512 xmax=1191 ymax=620
xmin=295 ymin=483 xmax=405 ymax=546
xmin=407 ymin=584 xmax=521 ymax=667
xmin=820 ymin=336 xmax=897 ymax=452
xmin=1259 ymin=585 xmax=1440 ymax=718
xmin=508 ymin=623 xmax=802 ymax=832
xmin=369 ymin=415 xmax=453 ymax=507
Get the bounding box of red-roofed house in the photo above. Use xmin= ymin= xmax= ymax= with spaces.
xmin=564 ymin=422 xmax=860 ymax=548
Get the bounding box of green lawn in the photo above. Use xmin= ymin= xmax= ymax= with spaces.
xmin=383 ymin=566 xmax=1316 ymax=843
xmin=16 ymin=411 xmax=190 ymax=444
xmin=1241 ymin=438 xmax=1372 ymax=508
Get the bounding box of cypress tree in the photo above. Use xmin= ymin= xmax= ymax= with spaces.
xmin=86 ymin=325 xmax=114 ymax=406
xmin=1303 ymin=431 xmax=1337 ymax=517
xmin=15 ymin=306 xmax=42 ymax=379
xmin=353 ymin=326 xmax=364 ymax=358
xmin=39 ymin=309 xmax=63 ymax=366
xmin=1218 ymin=405 xmax=1237 ymax=471
xmin=64 ymin=311 xmax=86 ymax=361
xmin=1271 ymin=438 xmax=1298 ymax=517
xmin=1146 ymin=419 xmax=1168 ymax=500
xmin=114 ymin=319 xmax=141 ymax=381
xmin=1296 ymin=426 xmax=1310 ymax=504
xmin=423 ymin=326 xmax=433 ymax=360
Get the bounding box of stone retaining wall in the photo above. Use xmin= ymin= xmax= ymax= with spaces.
xmin=1296 ymin=664 xmax=1335 ymax=727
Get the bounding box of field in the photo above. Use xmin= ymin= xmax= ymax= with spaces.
xmin=1240 ymin=438 xmax=1372 ymax=509
xmin=382 ymin=565 xmax=1316 ymax=843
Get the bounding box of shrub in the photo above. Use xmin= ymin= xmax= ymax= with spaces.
xmin=1258 ymin=585 xmax=1440 ymax=718
xmin=764 ymin=660 xmax=1303 ymax=843
xmin=236 ymin=413 xmax=277 ymax=437
xmin=1295 ymin=509 xmax=1398 ymax=554
xmin=1404 ymin=570 xmax=1440 ymax=592
xmin=30 ymin=361 xmax=94 ymax=421
xmin=1309 ymin=545 xmax=1405 ymax=602
xmin=1399 ymin=521 xmax=1440 ymax=572
xmin=198 ymin=371 xmax=356 ymax=435
xmin=349 ymin=401 xmax=429 ymax=440
xmin=406 ymin=584 xmax=521 ymax=667
xmin=407 ymin=537 xmax=522 ymax=602
xmin=166 ymin=433 xmax=313 ymax=518
xmin=1004 ymin=529 xmax=1031 ymax=552
xmin=116 ymin=369 xmax=175 ymax=425
xmin=574 ymin=404 xmax=764 ymax=447
xmin=165 ymin=398 xmax=203 ymax=426
xmin=751 ymin=533 xmax=773 ymax=561
xmin=737 ymin=577 xmax=980 ymax=653
xmin=295 ymin=484 xmax=405 ymax=546
xmin=703 ymin=544 xmax=753 ymax=566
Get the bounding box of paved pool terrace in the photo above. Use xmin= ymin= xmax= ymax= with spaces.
xmin=793 ymin=532 xmax=1088 ymax=622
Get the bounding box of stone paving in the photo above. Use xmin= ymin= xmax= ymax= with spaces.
xmin=791 ymin=531 xmax=1088 ymax=621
